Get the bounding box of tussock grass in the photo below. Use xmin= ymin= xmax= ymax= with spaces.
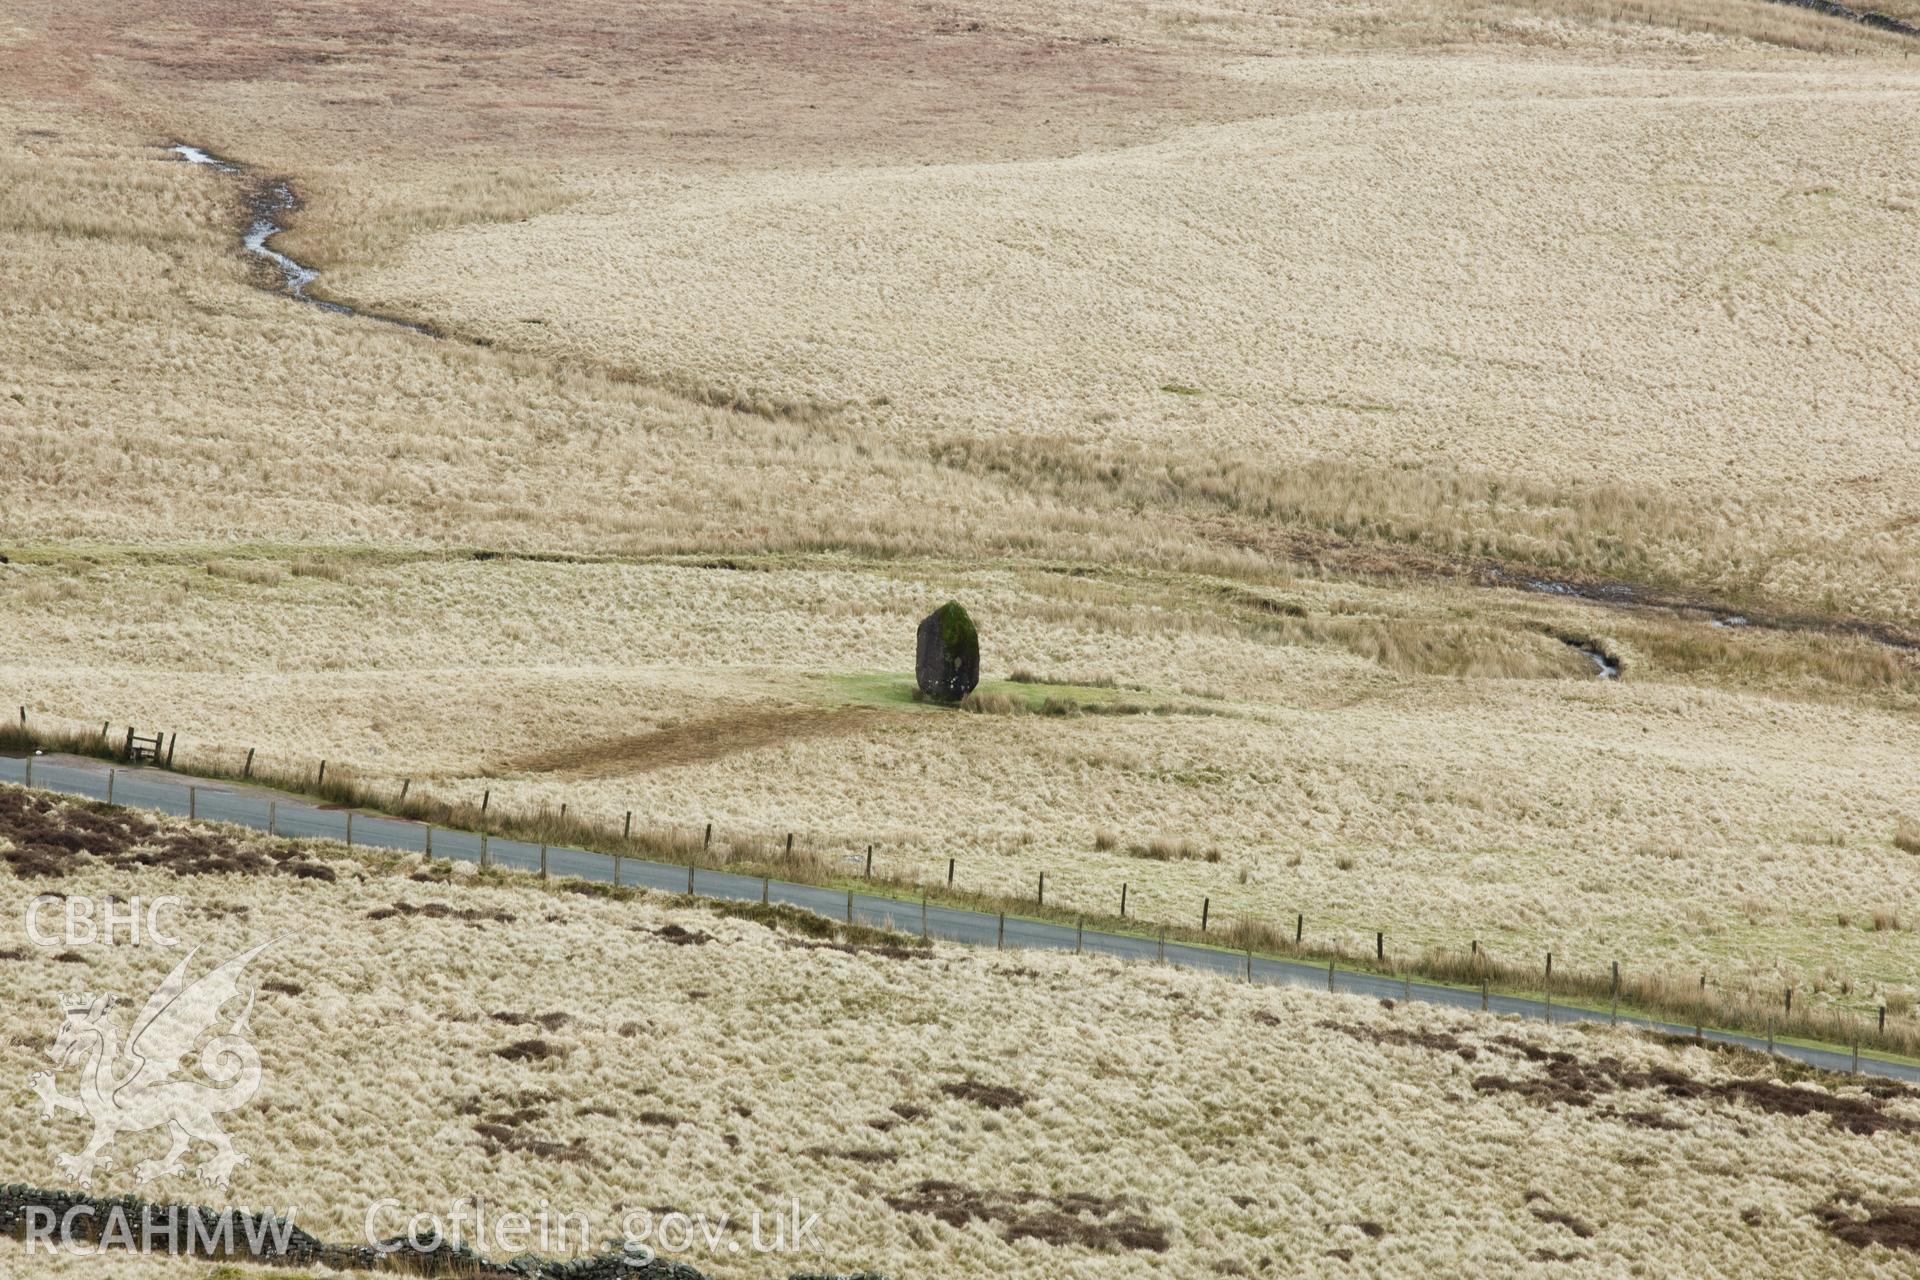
xmin=290 ymin=557 xmax=349 ymax=581
xmin=1895 ymin=819 xmax=1920 ymax=856
xmin=204 ymin=558 xmax=285 ymax=587
xmin=1127 ymin=837 xmax=1221 ymax=864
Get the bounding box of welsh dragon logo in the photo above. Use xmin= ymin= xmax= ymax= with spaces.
xmin=28 ymin=938 xmax=280 ymax=1189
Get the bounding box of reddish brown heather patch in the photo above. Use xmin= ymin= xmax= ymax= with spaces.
xmin=1816 ymin=1198 xmax=1920 ymax=1253
xmin=492 ymin=1038 xmax=564 ymax=1062
xmin=804 ymin=1146 xmax=899 ymax=1165
xmin=641 ymin=923 xmax=713 ymax=946
xmin=941 ymin=1079 xmax=1030 ymax=1111
xmin=463 ymin=1091 xmax=591 ymax=1165
xmin=1474 ymin=1045 xmax=1920 ymax=1136
xmin=16 ymin=0 xmax=1232 ymax=172
xmin=473 ymin=1120 xmax=590 ymax=1164
xmin=885 ymin=1181 xmax=1169 ymax=1253
xmin=1315 ymin=1018 xmax=1479 ymax=1062
xmin=261 ymin=979 xmax=303 ymax=996
xmin=0 ymin=789 xmax=336 ymax=881
xmin=0 ymin=789 xmax=155 ymax=877
xmin=1530 ymin=1206 xmax=1596 ymax=1239
xmin=637 ymin=1111 xmax=683 ymax=1127
xmin=491 ymin=1011 xmax=571 ymax=1031
xmin=0 ymin=947 xmax=27 ymax=961
xmin=368 ymin=900 xmax=516 ymax=925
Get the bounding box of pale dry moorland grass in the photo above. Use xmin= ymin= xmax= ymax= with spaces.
xmin=3 ymin=554 xmax=1916 ymax=1010
xmin=6 ymin=797 xmax=1920 ymax=1278
xmin=2 ymin=0 xmax=1919 ymax=1242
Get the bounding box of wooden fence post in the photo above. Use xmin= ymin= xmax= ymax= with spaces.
xmin=480 ymin=788 xmax=489 ymax=816
xmin=1246 ymin=948 xmax=1254 ymax=983
xmin=1879 ymin=1005 xmax=1887 ymax=1038
xmin=1481 ymin=980 xmax=1489 ymax=1012
xmin=704 ymin=822 xmax=712 ymax=849
xmin=688 ymin=864 xmax=696 ymax=895
xmin=1201 ymin=897 xmax=1210 ymax=932
xmin=1327 ymin=959 xmax=1335 ymax=993
xmin=318 ymin=760 xmax=328 ymax=787
xmin=865 ymin=846 xmax=873 ymax=879
xmin=921 ymin=896 xmax=928 ymax=941
xmin=1785 ymin=988 xmax=1793 ymax=1016
xmin=268 ymin=799 xmax=276 ymax=835
xmin=1375 ymin=931 xmax=1383 ymax=962
xmin=1158 ymin=927 xmax=1166 ymax=963
xmin=24 ymin=755 xmax=32 ymax=788
xmin=1076 ymin=918 xmax=1083 ymax=954
xmin=540 ymin=843 xmax=549 ymax=880
xmin=425 ymin=823 xmax=432 ymax=857
xmin=761 ymin=876 xmax=769 ymax=906
xmin=845 ymin=889 xmax=852 ymax=924
xmin=785 ymin=833 xmax=794 ymax=860
xmin=947 ymin=857 xmax=955 ymax=887
xmin=243 ymin=748 xmax=255 ymax=779
xmin=107 ymin=768 xmax=115 ymax=805
xmin=997 ymin=913 xmax=1005 ymax=950
xmin=1120 ymin=882 xmax=1128 ymax=918
xmin=481 ymin=832 xmax=490 ymax=869
xmin=1296 ymin=913 xmax=1303 ymax=945
xmin=344 ymin=810 xmax=351 ymax=846
xmin=399 ymin=778 xmax=410 ymax=803
xmin=190 ymin=786 xmax=197 ymax=821
xmin=624 ymin=811 xmax=632 ymax=840
xmin=123 ymin=727 xmax=135 ymax=760
xmin=165 ymin=733 xmax=175 ymax=768
xmin=1038 ymin=871 xmax=1045 ymax=907
xmin=614 ymin=852 xmax=623 ymax=887
xmin=1545 ymin=951 xmax=1552 ymax=981
xmin=1766 ymin=1017 xmax=1774 ymax=1056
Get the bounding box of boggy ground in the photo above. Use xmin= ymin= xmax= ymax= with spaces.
xmin=6 ymin=794 xmax=1920 ymax=1278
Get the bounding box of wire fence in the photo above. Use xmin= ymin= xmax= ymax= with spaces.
xmin=1 ymin=704 xmax=1912 ymax=1068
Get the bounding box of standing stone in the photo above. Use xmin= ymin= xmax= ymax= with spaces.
xmin=916 ymin=601 xmax=980 ymax=703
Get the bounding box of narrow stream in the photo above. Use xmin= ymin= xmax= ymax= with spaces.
xmin=170 ymin=143 xmax=415 ymax=326
xmin=1570 ymin=642 xmax=1622 ymax=680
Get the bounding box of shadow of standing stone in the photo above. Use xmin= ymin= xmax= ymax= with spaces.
xmin=916 ymin=602 xmax=980 ymax=703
